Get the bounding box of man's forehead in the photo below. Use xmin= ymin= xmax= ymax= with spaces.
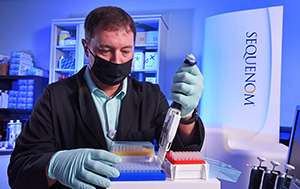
xmin=90 ymin=29 xmax=134 ymax=48
xmin=94 ymin=23 xmax=133 ymax=35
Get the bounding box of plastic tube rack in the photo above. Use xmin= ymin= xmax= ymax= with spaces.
xmin=110 ymin=141 xmax=165 ymax=181
xmin=162 ymin=151 xmax=209 ymax=180
xmin=111 ymin=161 xmax=166 ymax=181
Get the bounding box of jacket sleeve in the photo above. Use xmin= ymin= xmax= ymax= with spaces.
xmin=171 ymin=117 xmax=205 ymax=151
xmin=8 ymin=86 xmax=56 ymax=189
xmin=151 ymin=83 xmax=205 ymax=152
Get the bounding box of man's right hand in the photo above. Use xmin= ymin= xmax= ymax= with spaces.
xmin=47 ymin=148 xmax=122 ymax=189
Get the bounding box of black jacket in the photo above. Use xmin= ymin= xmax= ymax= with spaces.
xmin=8 ymin=66 xmax=205 ymax=189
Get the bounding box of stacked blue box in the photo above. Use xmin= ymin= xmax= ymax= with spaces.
xmin=8 ymin=90 xmax=18 ymax=109
xmin=18 ymin=79 xmax=27 ymax=109
xmin=27 ymin=67 xmax=49 ymax=77
xmin=26 ymin=79 xmax=34 ymax=109
xmin=11 ymin=51 xmax=32 ymax=60
xmin=9 ymin=51 xmax=34 ymax=76
xmin=7 ymin=79 xmax=34 ymax=109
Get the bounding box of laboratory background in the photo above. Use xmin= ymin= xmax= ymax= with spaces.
xmin=0 ymin=0 xmax=300 ymax=189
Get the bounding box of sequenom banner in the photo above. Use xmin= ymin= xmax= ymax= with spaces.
xmin=200 ymin=6 xmax=283 ymax=142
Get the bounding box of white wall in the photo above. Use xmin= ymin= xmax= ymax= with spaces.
xmin=0 ymin=155 xmax=10 ymax=189
xmin=0 ymin=0 xmax=300 ymax=127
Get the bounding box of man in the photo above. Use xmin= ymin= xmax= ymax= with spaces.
xmin=8 ymin=6 xmax=204 ymax=189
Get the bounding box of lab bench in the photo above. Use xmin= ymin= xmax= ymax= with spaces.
xmin=109 ymin=178 xmax=220 ymax=189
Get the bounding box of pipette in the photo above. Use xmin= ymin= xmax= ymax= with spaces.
xmin=276 ymin=164 xmax=295 ymax=189
xmin=157 ymin=54 xmax=197 ymax=166
xmin=248 ymin=157 xmax=267 ymax=189
xmin=261 ymin=160 xmax=280 ymax=189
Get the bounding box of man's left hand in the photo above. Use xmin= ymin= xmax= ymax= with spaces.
xmin=169 ymin=64 xmax=204 ymax=118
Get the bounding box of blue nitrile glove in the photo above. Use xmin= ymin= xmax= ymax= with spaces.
xmin=48 ymin=148 xmax=122 ymax=189
xmin=169 ymin=64 xmax=204 ymax=118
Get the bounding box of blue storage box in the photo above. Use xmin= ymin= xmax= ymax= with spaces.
xmin=60 ymin=59 xmax=75 ymax=69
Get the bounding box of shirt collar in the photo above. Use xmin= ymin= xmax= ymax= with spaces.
xmin=84 ymin=66 xmax=127 ymax=99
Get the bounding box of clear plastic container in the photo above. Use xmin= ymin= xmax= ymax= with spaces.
xmin=203 ymin=157 xmax=241 ymax=183
xmin=58 ymin=30 xmax=70 ymax=46
xmin=6 ymin=120 xmax=15 ymax=148
xmin=15 ymin=120 xmax=22 ymax=139
xmin=111 ymin=141 xmax=155 ymax=157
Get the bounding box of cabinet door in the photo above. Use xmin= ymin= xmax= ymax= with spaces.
xmin=49 ymin=18 xmax=86 ymax=83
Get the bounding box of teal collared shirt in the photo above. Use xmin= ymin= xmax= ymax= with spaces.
xmin=84 ymin=67 xmax=127 ymax=150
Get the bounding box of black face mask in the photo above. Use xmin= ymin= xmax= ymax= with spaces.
xmin=89 ymin=49 xmax=132 ymax=86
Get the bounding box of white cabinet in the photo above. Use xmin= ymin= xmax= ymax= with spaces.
xmin=49 ymin=18 xmax=86 ymax=84
xmin=49 ymin=15 xmax=168 ymax=92
xmin=131 ymin=14 xmax=168 ymax=92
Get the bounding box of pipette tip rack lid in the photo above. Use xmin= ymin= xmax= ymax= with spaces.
xmin=111 ymin=141 xmax=155 ymax=157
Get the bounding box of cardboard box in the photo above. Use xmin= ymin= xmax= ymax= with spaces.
xmin=133 ymin=52 xmax=144 ymax=70
xmin=60 ymin=58 xmax=75 ymax=69
xmin=0 ymin=63 xmax=9 ymax=75
xmin=146 ymin=31 xmax=158 ymax=44
xmin=145 ymin=77 xmax=157 ymax=84
xmin=136 ymin=32 xmax=146 ymax=44
xmin=144 ymin=52 xmax=158 ymax=70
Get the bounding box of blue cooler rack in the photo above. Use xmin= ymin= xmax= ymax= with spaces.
xmin=111 ymin=161 xmax=166 ymax=181
xmin=110 ymin=141 xmax=166 ymax=182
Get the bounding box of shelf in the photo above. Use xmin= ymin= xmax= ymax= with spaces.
xmin=135 ymin=43 xmax=158 ymax=47
xmin=0 ymin=76 xmax=49 ymax=107
xmin=56 ymin=45 xmax=76 ymax=51
xmin=55 ymin=69 xmax=76 ymax=72
xmin=0 ymin=108 xmax=32 ymax=114
xmin=132 ymin=69 xmax=157 ymax=73
xmin=0 ymin=149 xmax=13 ymax=155
xmin=0 ymin=76 xmax=49 ymax=153
xmin=0 ymin=75 xmax=48 ymax=80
